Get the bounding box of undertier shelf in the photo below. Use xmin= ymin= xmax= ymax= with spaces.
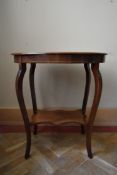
xmin=31 ymin=109 xmax=86 ymax=126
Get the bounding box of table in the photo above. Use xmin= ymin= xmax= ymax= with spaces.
xmin=13 ymin=52 xmax=106 ymax=159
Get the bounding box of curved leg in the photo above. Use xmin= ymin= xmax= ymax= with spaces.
xmin=81 ymin=64 xmax=91 ymax=134
xmin=29 ymin=63 xmax=38 ymax=135
xmin=16 ymin=63 xmax=31 ymax=159
xmin=86 ymin=63 xmax=102 ymax=158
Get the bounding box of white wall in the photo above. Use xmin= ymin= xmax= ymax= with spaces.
xmin=0 ymin=0 xmax=117 ymax=109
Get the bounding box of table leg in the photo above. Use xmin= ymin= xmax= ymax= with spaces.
xmin=29 ymin=63 xmax=38 ymax=135
xmin=81 ymin=64 xmax=91 ymax=134
xmin=86 ymin=63 xmax=102 ymax=158
xmin=16 ymin=63 xmax=31 ymax=159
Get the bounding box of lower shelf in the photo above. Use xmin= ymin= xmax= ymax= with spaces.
xmin=31 ymin=109 xmax=86 ymax=126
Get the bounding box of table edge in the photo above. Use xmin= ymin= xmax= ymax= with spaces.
xmin=11 ymin=52 xmax=107 ymax=56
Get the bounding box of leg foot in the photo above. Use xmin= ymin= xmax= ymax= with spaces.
xmin=86 ymin=126 xmax=93 ymax=159
xmin=88 ymin=152 xmax=93 ymax=159
xmin=25 ymin=153 xmax=30 ymax=159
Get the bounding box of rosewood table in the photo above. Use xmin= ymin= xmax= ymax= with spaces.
xmin=12 ymin=52 xmax=106 ymax=159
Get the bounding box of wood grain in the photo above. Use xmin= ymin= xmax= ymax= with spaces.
xmin=31 ymin=109 xmax=85 ymax=126
xmin=12 ymin=52 xmax=106 ymax=63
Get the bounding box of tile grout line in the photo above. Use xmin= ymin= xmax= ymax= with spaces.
xmin=94 ymin=156 xmax=117 ymax=170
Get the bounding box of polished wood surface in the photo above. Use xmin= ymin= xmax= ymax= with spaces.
xmin=31 ymin=109 xmax=85 ymax=125
xmin=13 ymin=52 xmax=106 ymax=63
xmin=13 ymin=52 xmax=106 ymax=159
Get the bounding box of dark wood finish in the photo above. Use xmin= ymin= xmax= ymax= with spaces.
xmin=15 ymin=63 xmax=31 ymax=159
xmin=86 ymin=63 xmax=102 ymax=158
xmin=89 ymin=63 xmax=102 ymax=125
xmin=81 ymin=64 xmax=91 ymax=134
xmin=29 ymin=63 xmax=37 ymax=114
xmin=13 ymin=52 xmax=106 ymax=159
xmin=12 ymin=52 xmax=106 ymax=64
xmin=29 ymin=63 xmax=38 ymax=135
xmin=82 ymin=64 xmax=91 ymax=114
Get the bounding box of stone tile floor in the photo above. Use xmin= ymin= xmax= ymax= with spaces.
xmin=0 ymin=132 xmax=117 ymax=175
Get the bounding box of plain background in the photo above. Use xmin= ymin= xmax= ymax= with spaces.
xmin=0 ymin=0 xmax=117 ymax=109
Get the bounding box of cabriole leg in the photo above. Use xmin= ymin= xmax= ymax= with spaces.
xmin=29 ymin=63 xmax=38 ymax=135
xmin=16 ymin=63 xmax=31 ymax=159
xmin=86 ymin=63 xmax=102 ymax=158
xmin=81 ymin=64 xmax=91 ymax=134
